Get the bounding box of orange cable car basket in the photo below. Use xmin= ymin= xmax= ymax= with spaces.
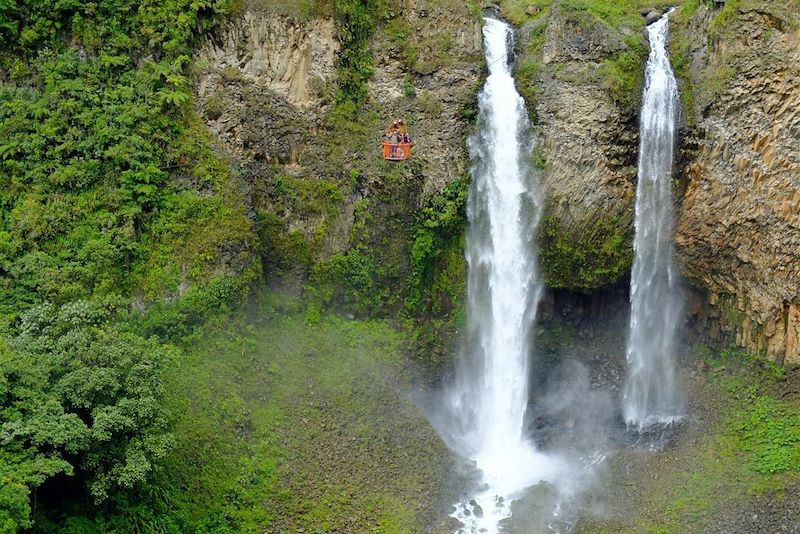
xmin=382 ymin=142 xmax=412 ymax=161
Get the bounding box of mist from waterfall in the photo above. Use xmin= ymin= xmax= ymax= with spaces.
xmin=623 ymin=12 xmax=684 ymax=429
xmin=443 ymin=17 xmax=565 ymax=533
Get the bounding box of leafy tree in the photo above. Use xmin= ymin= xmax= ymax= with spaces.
xmin=0 ymin=300 xmax=175 ymax=526
xmin=1 ymin=338 xmax=72 ymax=532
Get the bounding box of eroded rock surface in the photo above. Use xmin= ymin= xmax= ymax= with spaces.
xmin=369 ymin=1 xmax=483 ymax=197
xmin=196 ymin=12 xmax=338 ymax=165
xmin=515 ymin=5 xmax=643 ymax=290
xmin=674 ymin=1 xmax=800 ymax=365
xmin=538 ymin=11 xmax=637 ymax=225
xmin=194 ymin=4 xmax=481 ymax=268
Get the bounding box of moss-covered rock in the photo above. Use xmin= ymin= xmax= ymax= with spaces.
xmin=538 ymin=212 xmax=633 ymax=292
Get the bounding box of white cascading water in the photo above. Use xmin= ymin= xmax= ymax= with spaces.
xmin=446 ymin=18 xmax=564 ymax=533
xmin=622 ymin=12 xmax=684 ymax=430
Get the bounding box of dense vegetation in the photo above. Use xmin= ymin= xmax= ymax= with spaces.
xmin=0 ymin=0 xmax=463 ymax=529
xmin=0 ymin=0 xmax=260 ymax=530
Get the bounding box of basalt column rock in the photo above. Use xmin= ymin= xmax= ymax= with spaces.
xmin=673 ymin=1 xmax=800 ymax=365
xmin=514 ymin=5 xmax=642 ymax=292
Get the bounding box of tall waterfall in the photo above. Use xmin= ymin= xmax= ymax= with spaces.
xmin=622 ymin=13 xmax=684 ymax=429
xmin=447 ymin=18 xmax=562 ymax=533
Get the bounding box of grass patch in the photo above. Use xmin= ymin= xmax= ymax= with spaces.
xmin=158 ymin=290 xmax=450 ymax=532
xmin=498 ymin=0 xmax=551 ymax=26
xmin=558 ymin=0 xmax=681 ymax=28
xmin=606 ymin=345 xmax=800 ymax=533
xmin=600 ymin=33 xmax=649 ymax=113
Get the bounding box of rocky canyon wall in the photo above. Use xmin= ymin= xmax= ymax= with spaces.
xmin=192 ymin=0 xmax=800 ymax=365
xmin=510 ymin=2 xmax=645 ymax=292
xmin=512 ymin=0 xmax=799 ymax=365
xmin=673 ymin=0 xmax=800 ymax=365
xmin=193 ymin=1 xmax=482 ymax=314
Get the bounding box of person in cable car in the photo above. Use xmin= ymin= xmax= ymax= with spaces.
xmin=382 ymin=119 xmax=412 ymax=161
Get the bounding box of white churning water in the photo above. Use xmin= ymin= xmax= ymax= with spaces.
xmin=623 ymin=12 xmax=684 ymax=430
xmin=446 ymin=17 xmax=564 ymax=533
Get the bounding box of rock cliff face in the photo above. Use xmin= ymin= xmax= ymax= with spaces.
xmin=197 ymin=12 xmax=340 ymax=110
xmin=673 ymin=0 xmax=800 ymax=365
xmin=194 ymin=11 xmax=338 ymax=187
xmin=370 ymin=2 xmax=484 ymax=197
xmin=194 ymin=2 xmax=481 ymax=291
xmin=513 ymin=4 xmax=644 ymax=291
xmin=193 ymin=1 xmax=800 ymax=365
xmin=537 ymin=9 xmax=638 ymax=225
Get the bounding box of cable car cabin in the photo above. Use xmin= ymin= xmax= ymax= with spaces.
xmin=382 ymin=141 xmax=412 ymax=162
xmin=382 ymin=118 xmax=412 ymax=162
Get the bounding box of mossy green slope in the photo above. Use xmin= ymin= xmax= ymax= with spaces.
xmin=579 ymin=347 xmax=800 ymax=534
xmin=157 ymin=292 xmax=454 ymax=532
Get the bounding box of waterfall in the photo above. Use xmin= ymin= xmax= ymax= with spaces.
xmin=446 ymin=18 xmax=563 ymax=533
xmin=622 ymin=12 xmax=684 ymax=430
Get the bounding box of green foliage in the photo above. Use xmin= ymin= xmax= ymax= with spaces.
xmin=140 ymin=274 xmax=256 ymax=342
xmin=273 ymin=175 xmax=344 ymax=219
xmin=235 ymin=0 xmax=334 ymax=18
xmin=538 ymin=213 xmax=633 ymax=291
xmin=515 ymin=56 xmax=544 ymax=120
xmin=401 ymin=75 xmax=416 ymax=98
xmin=456 ymin=80 xmax=482 ymax=123
xmin=0 ymin=342 xmax=72 ymax=532
xmin=323 ymin=98 xmax=383 ymax=173
xmin=333 ymin=0 xmax=391 ymax=104
xmin=671 ymin=0 xmax=739 ymax=120
xmin=668 ymin=18 xmax=696 ymax=121
xmin=600 ymin=34 xmax=648 ymax=112
xmin=0 ymin=0 xmax=254 ymax=329
xmin=705 ymin=346 xmax=800 ymax=475
xmin=0 ymin=0 xmax=259 ymax=529
xmin=6 ymin=0 xmax=230 ymax=55
xmin=406 ymin=177 xmax=470 ymax=314
xmin=678 ymin=0 xmax=703 ymax=18
xmin=498 ymin=0 xmax=550 ymax=26
xmin=732 ymin=396 xmax=800 ymax=474
xmin=290 ymin=153 xmax=425 ymax=321
xmin=672 ymin=0 xmax=753 ymax=122
xmin=559 ymin=0 xmax=679 ymax=27
xmin=596 ymin=343 xmax=800 ymax=533
xmin=306 ymin=245 xmax=390 ymax=319
xmin=257 ymin=211 xmax=312 ymax=274
xmin=709 ymin=0 xmax=742 ymax=31
xmin=0 ymin=300 xmax=174 ymax=526
xmin=500 ymin=0 xmax=686 ymax=29
xmin=256 ymin=175 xmax=345 ymax=276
